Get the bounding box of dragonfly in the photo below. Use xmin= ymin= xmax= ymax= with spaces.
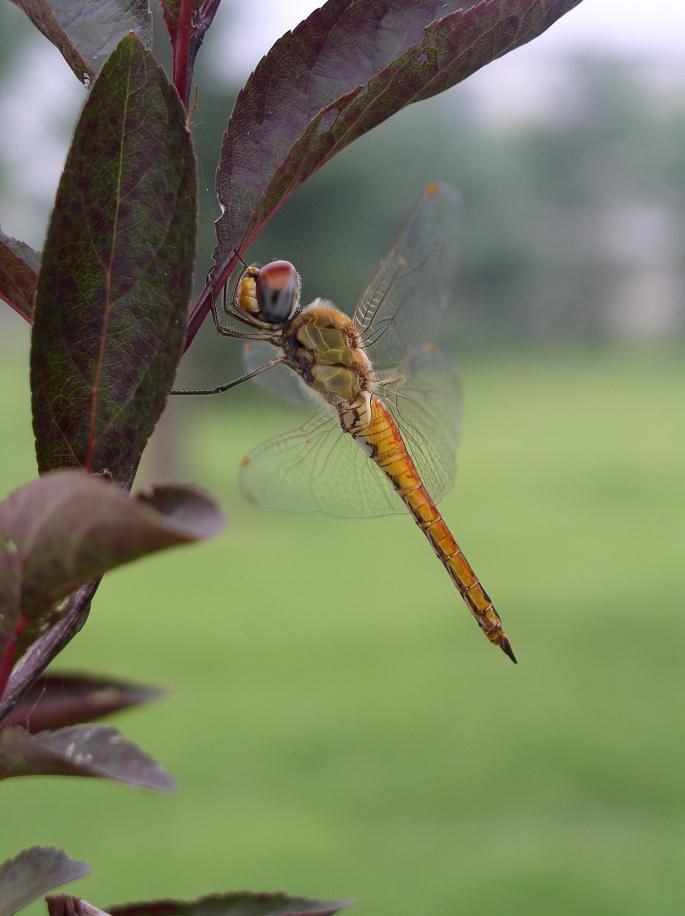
xmin=174 ymin=182 xmax=516 ymax=663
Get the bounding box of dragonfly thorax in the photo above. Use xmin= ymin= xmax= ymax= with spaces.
xmin=284 ymin=301 xmax=374 ymax=431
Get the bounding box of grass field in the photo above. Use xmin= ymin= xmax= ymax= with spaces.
xmin=1 ymin=336 xmax=684 ymax=916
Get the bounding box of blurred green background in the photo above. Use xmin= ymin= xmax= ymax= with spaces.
xmin=1 ymin=2 xmax=684 ymax=915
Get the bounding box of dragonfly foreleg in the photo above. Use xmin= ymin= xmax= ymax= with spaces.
xmin=220 ymin=284 xmax=278 ymax=332
xmin=207 ymin=284 xmax=279 ymax=342
xmin=171 ymin=357 xmax=285 ymax=396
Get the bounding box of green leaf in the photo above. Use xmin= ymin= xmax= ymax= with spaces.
xmin=0 ymin=847 xmax=89 ymax=916
xmin=0 ymin=228 xmax=40 ymax=323
xmin=2 ymin=672 xmax=164 ymax=732
xmin=31 ymin=34 xmax=197 ymax=482
xmin=0 ymin=724 xmax=175 ymax=791
xmin=0 ymin=471 xmax=225 ymax=667
xmin=10 ymin=0 xmax=152 ymax=84
xmin=204 ymin=0 xmax=580 ymax=327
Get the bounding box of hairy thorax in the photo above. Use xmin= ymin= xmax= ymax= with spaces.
xmin=284 ymin=301 xmax=374 ymax=433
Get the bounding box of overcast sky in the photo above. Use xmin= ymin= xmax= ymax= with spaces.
xmin=3 ymin=0 xmax=685 ymax=247
xmin=207 ymin=0 xmax=685 ymax=83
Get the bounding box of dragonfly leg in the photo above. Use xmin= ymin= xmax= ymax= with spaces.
xmin=209 ymin=288 xmax=279 ymax=342
xmin=171 ymin=357 xmax=284 ymax=396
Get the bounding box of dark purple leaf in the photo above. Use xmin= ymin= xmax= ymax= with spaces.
xmin=0 ymin=228 xmax=40 ymax=323
xmin=31 ymin=34 xmax=197 ymax=482
xmin=108 ymin=892 xmax=351 ymax=915
xmin=48 ymin=898 xmax=108 ymax=916
xmin=0 ymin=471 xmax=224 ymax=667
xmin=186 ymin=0 xmax=580 ymax=346
xmin=2 ymin=672 xmax=164 ymax=732
xmin=0 ymin=847 xmax=89 ymax=916
xmin=47 ymin=895 xmax=350 ymax=916
xmin=0 ymin=724 xmax=174 ymax=791
xmin=10 ymin=0 xmax=152 ymax=84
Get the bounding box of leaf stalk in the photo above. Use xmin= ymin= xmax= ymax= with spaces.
xmin=0 ymin=614 xmax=28 ymax=704
xmin=172 ymin=0 xmax=223 ymax=112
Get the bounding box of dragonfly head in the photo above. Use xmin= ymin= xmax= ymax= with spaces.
xmin=235 ymin=260 xmax=301 ymax=325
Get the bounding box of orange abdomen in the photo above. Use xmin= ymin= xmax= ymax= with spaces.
xmin=356 ymin=398 xmax=516 ymax=663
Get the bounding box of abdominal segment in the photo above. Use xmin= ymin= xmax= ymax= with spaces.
xmin=353 ymin=397 xmax=516 ymax=662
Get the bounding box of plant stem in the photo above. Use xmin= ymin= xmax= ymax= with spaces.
xmin=172 ymin=0 xmax=223 ymax=113
xmin=184 ymin=250 xmax=241 ymax=349
xmin=0 ymin=614 xmax=28 ymax=703
xmin=0 ymin=465 xmax=137 ymax=721
xmin=0 ymin=581 xmax=100 ymax=724
xmin=172 ymin=0 xmax=195 ymax=110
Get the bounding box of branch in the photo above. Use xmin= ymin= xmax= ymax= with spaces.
xmin=0 ymin=581 xmax=98 ymax=724
xmin=0 ymin=615 xmax=28 ymax=701
xmin=171 ymin=0 xmax=195 ymax=110
xmin=184 ymin=249 xmax=240 ymax=349
xmin=172 ymin=0 xmax=223 ymax=112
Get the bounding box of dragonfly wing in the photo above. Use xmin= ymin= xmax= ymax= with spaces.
xmin=240 ymin=344 xmax=460 ymax=517
xmin=242 ymin=340 xmax=310 ymax=406
xmin=376 ymin=343 xmax=461 ymax=504
xmin=353 ymin=181 xmax=460 ymax=369
xmin=240 ymin=413 xmax=405 ymax=518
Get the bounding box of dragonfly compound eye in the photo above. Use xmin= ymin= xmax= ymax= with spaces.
xmin=256 ymin=260 xmax=300 ymax=323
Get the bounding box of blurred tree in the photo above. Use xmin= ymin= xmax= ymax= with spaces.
xmin=180 ymin=51 xmax=684 ymax=389
xmin=2 ymin=8 xmax=683 ymax=384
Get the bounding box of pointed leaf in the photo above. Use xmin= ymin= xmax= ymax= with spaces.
xmin=107 ymin=892 xmax=351 ymax=915
xmin=31 ymin=34 xmax=197 ymax=482
xmin=192 ymin=0 xmax=580 ymax=344
xmin=2 ymin=673 xmax=164 ymax=733
xmin=0 ymin=847 xmax=89 ymax=916
xmin=0 ymin=229 xmax=40 ymax=323
xmin=10 ymin=0 xmax=152 ymax=84
xmin=0 ymin=724 xmax=174 ymax=791
xmin=0 ymin=471 xmax=224 ymax=666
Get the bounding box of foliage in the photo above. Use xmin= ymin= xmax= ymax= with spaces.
xmin=47 ymin=894 xmax=349 ymax=916
xmin=8 ymin=0 xmax=151 ymax=84
xmin=0 ymin=0 xmax=581 ymax=912
xmin=0 ymin=848 xmax=89 ymax=916
xmin=0 ymin=230 xmax=39 ymax=322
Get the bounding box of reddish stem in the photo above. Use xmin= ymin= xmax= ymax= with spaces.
xmin=172 ymin=0 xmax=195 ymax=111
xmin=0 ymin=614 xmax=28 ymax=703
xmin=171 ymin=0 xmax=223 ymax=113
xmin=184 ymin=250 xmax=240 ymax=350
xmin=0 ymin=581 xmax=99 ymax=724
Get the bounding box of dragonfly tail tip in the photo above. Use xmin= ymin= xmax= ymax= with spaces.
xmin=499 ymin=636 xmax=518 ymax=665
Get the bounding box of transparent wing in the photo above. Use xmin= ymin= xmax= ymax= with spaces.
xmin=240 ymin=412 xmax=404 ymax=517
xmin=353 ymin=181 xmax=460 ymax=370
xmin=376 ymin=344 xmax=460 ymax=504
xmin=242 ymin=340 xmax=311 ymax=407
xmin=240 ymin=344 xmax=460 ymax=517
